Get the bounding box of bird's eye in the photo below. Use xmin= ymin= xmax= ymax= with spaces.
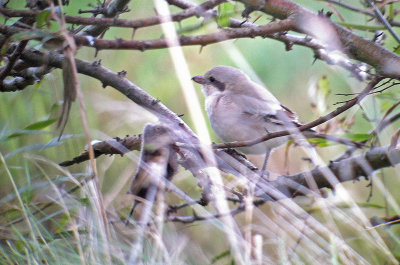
xmin=209 ymin=76 xmax=215 ymax=82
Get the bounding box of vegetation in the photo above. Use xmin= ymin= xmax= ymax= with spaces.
xmin=1 ymin=0 xmax=400 ymax=264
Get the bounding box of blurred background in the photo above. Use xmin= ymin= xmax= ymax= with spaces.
xmin=1 ymin=0 xmax=400 ymax=264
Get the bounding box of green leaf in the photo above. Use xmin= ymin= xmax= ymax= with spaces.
xmin=343 ymin=133 xmax=371 ymax=142
xmin=55 ymin=213 xmax=71 ymax=233
xmin=6 ymin=119 xmax=57 ymax=139
xmin=11 ymin=31 xmax=46 ymax=41
xmin=79 ymin=198 xmax=89 ymax=205
xmin=211 ymin=250 xmax=230 ymax=264
xmin=308 ymin=133 xmax=370 ymax=147
xmin=337 ymin=22 xmax=386 ymax=31
xmin=315 ymin=75 xmax=330 ymax=112
xmin=317 ymin=76 xmax=330 ymax=98
xmin=36 ymin=10 xmax=51 ymax=28
xmin=389 ymin=3 xmax=394 ymax=21
xmin=376 ymin=92 xmax=399 ymax=102
xmin=25 ymin=118 xmax=57 ymax=130
xmin=380 ymin=100 xmax=395 ymax=113
xmin=4 ymin=134 xmax=75 ymax=159
xmin=1 ymin=41 xmax=9 ymax=55
xmin=307 ymin=138 xmax=333 ymax=147
xmin=217 ymin=3 xmax=235 ymax=27
xmin=357 ymin=202 xmax=385 ymax=209
xmin=11 ymin=31 xmax=62 ymax=48
xmin=45 ymin=101 xmax=62 ymax=118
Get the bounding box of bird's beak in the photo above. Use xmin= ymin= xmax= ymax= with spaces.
xmin=192 ymin=75 xmax=206 ymax=84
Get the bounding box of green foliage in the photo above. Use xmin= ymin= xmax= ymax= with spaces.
xmin=217 ymin=2 xmax=236 ymax=27
xmin=36 ymin=10 xmax=51 ymax=29
xmin=5 ymin=119 xmax=57 ymax=140
xmin=337 ymin=22 xmax=386 ymax=31
xmin=211 ymin=250 xmax=231 ymax=264
xmin=2 ymin=0 xmax=400 ymax=264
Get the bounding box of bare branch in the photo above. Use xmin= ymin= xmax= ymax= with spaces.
xmin=365 ymin=0 xmax=400 ymax=44
xmin=73 ymin=19 xmax=295 ymax=50
xmin=167 ymin=145 xmax=400 ymax=223
xmin=0 ymin=0 xmax=224 ymax=30
xmin=59 ymin=135 xmax=142 ymax=166
xmin=237 ymin=0 xmax=400 ymax=77
xmin=0 ymin=40 xmax=28 ymax=84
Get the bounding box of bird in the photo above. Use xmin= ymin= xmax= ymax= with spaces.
xmin=126 ymin=124 xmax=178 ymax=221
xmin=192 ymin=65 xmax=303 ymax=156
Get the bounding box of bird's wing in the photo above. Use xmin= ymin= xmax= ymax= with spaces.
xmin=230 ymin=94 xmax=302 ymax=128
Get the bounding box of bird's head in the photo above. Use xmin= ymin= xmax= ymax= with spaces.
xmin=192 ymin=65 xmax=250 ymax=97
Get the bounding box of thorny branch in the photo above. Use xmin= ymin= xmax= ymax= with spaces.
xmin=169 ymin=145 xmax=400 ymax=223
xmin=2 ymin=0 xmax=400 ymax=225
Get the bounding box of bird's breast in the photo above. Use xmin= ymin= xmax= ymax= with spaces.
xmin=204 ymin=94 xmax=289 ymax=155
xmin=205 ymin=95 xmax=256 ymax=141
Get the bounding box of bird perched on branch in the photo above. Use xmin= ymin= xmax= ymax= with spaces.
xmin=192 ymin=66 xmax=363 ymax=159
xmin=127 ymin=124 xmax=178 ymax=221
xmin=192 ymin=65 xmax=303 ymax=156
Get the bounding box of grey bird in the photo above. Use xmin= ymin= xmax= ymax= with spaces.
xmin=192 ymin=65 xmax=301 ymax=155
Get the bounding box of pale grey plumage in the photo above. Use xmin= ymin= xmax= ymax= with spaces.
xmin=193 ymin=65 xmax=300 ymax=155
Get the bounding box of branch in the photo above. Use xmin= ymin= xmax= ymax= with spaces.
xmin=0 ymin=19 xmax=294 ymax=51
xmin=238 ymin=0 xmax=400 ymax=77
xmin=59 ymin=135 xmax=142 ymax=167
xmin=0 ymin=40 xmax=28 ymax=82
xmin=0 ymin=64 xmax=50 ymax=92
xmin=0 ymin=1 xmax=376 ymax=81
xmin=167 ymin=145 xmax=400 ymax=223
xmin=323 ymin=0 xmax=400 ymax=27
xmin=81 ymin=0 xmax=131 ymax=37
xmin=0 ymin=0 xmax=132 ymax=92
xmin=365 ymin=0 xmax=400 ymax=44
xmin=0 ymin=0 xmax=224 ymax=30
xmin=278 ymin=145 xmax=400 ymax=194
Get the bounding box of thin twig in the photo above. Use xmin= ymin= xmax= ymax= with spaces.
xmin=365 ymin=0 xmax=400 ymax=44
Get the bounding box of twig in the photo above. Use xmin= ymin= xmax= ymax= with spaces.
xmin=365 ymin=0 xmax=400 ymax=44
xmin=71 ymin=19 xmax=296 ymax=50
xmin=167 ymin=145 xmax=400 ymax=223
xmin=0 ymin=1 xmax=224 ymax=30
xmin=322 ymin=0 xmax=374 ymax=17
xmin=237 ymin=0 xmax=400 ymax=77
xmin=0 ymin=40 xmax=28 ymax=83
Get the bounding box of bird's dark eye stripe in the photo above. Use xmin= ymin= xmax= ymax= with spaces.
xmin=209 ymin=76 xmax=215 ymax=82
xmin=211 ymin=79 xmax=225 ymax=91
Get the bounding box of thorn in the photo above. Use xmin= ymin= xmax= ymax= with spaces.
xmin=285 ymin=41 xmax=293 ymax=51
xmin=240 ymin=19 xmax=248 ymax=26
xmin=131 ymin=28 xmax=136 ymax=40
xmin=152 ymin=99 xmax=160 ymax=105
xmin=117 ymin=70 xmax=127 ymax=77
xmin=252 ymin=15 xmax=262 ymax=24
xmin=312 ymin=55 xmax=318 ymax=65
xmin=92 ymin=59 xmax=101 ymax=67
